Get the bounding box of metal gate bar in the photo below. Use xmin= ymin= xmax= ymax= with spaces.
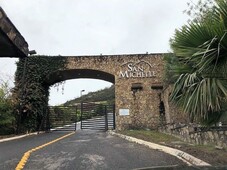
xmin=48 ymin=106 xmax=77 ymax=131
xmin=80 ymin=102 xmax=115 ymax=131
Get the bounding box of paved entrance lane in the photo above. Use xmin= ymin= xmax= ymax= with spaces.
xmin=0 ymin=131 xmax=71 ymax=170
xmin=25 ymin=130 xmax=185 ymax=170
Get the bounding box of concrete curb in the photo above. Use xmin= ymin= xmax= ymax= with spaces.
xmin=108 ymin=131 xmax=211 ymax=167
xmin=0 ymin=131 xmax=45 ymax=143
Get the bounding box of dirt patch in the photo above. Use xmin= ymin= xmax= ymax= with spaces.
xmin=0 ymin=134 xmax=17 ymax=139
xmin=119 ymin=130 xmax=227 ymax=166
xmin=179 ymin=145 xmax=227 ymax=165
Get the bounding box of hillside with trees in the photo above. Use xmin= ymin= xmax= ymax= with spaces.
xmin=63 ymin=85 xmax=115 ymax=106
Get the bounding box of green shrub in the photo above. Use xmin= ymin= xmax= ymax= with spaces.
xmin=0 ymin=82 xmax=15 ymax=135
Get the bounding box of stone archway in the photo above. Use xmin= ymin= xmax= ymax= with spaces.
xmin=14 ymin=54 xmax=164 ymax=131
xmin=45 ymin=69 xmax=115 ymax=85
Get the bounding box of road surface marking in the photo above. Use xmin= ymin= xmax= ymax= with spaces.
xmin=15 ymin=132 xmax=75 ymax=170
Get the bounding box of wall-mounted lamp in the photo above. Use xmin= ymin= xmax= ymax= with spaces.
xmin=131 ymin=83 xmax=143 ymax=96
xmin=151 ymin=83 xmax=163 ymax=90
xmin=28 ymin=50 xmax=37 ymax=55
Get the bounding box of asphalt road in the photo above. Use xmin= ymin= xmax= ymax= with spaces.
xmin=0 ymin=129 xmax=185 ymax=170
xmin=0 ymin=131 xmax=70 ymax=170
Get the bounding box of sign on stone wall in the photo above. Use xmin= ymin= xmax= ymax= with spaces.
xmin=119 ymin=109 xmax=130 ymax=116
xmin=119 ymin=60 xmax=156 ymax=78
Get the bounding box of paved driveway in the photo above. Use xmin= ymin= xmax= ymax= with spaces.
xmin=1 ymin=129 xmax=185 ymax=170
xmin=0 ymin=131 xmax=70 ymax=170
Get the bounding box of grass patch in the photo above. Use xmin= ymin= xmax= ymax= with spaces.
xmin=193 ymin=144 xmax=217 ymax=152
xmin=119 ymin=130 xmax=182 ymax=144
xmin=119 ymin=130 xmax=227 ymax=165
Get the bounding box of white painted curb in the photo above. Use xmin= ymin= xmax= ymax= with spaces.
xmin=108 ymin=131 xmax=211 ymax=167
xmin=0 ymin=131 xmax=45 ymax=143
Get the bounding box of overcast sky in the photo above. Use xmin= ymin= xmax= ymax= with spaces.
xmin=0 ymin=0 xmax=197 ymax=105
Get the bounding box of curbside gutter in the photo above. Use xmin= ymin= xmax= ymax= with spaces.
xmin=0 ymin=131 xmax=45 ymax=143
xmin=108 ymin=131 xmax=211 ymax=167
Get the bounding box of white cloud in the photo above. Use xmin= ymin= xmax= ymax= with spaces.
xmin=0 ymin=0 xmax=198 ymax=105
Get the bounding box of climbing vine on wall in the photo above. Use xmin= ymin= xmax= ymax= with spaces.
xmin=13 ymin=55 xmax=67 ymax=133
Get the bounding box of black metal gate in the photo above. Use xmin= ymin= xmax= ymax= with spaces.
xmin=48 ymin=106 xmax=78 ymax=131
xmin=80 ymin=102 xmax=115 ymax=131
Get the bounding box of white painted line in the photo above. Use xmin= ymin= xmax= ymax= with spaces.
xmin=1 ymin=122 xmax=80 ymax=142
xmin=0 ymin=131 xmax=45 ymax=143
xmin=64 ymin=125 xmax=72 ymax=127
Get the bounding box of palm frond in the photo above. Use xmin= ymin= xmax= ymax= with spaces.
xmin=167 ymin=0 xmax=227 ymax=125
xmin=171 ymin=73 xmax=227 ymax=124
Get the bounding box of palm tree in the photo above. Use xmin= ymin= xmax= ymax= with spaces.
xmin=168 ymin=0 xmax=227 ymax=125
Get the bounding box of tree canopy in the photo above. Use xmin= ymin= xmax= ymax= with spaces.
xmin=167 ymin=0 xmax=227 ymax=125
xmin=0 ymin=81 xmax=15 ymax=135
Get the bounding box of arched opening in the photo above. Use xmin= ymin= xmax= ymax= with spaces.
xmin=44 ymin=69 xmax=115 ymax=86
xmin=46 ymin=69 xmax=115 ymax=131
xmin=49 ymin=79 xmax=113 ymax=106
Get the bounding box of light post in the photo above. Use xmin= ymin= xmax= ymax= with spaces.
xmin=80 ymin=89 xmax=85 ymax=98
xmin=80 ymin=90 xmax=85 ymax=129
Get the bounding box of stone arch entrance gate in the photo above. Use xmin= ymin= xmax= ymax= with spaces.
xmin=15 ymin=54 xmax=164 ymax=131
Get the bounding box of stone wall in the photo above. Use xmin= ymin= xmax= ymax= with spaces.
xmin=160 ymin=124 xmax=227 ymax=148
xmin=46 ymin=54 xmax=165 ymax=130
xmin=160 ymin=85 xmax=227 ymax=148
xmin=161 ymin=85 xmax=189 ymax=125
